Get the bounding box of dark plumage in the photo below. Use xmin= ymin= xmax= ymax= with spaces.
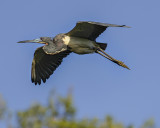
xmin=67 ymin=21 xmax=129 ymax=41
xmin=18 ymin=21 xmax=130 ymax=85
xmin=31 ymin=47 xmax=71 ymax=85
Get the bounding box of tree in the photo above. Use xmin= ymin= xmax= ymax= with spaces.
xmin=0 ymin=94 xmax=6 ymax=119
xmin=141 ymin=119 xmax=155 ymax=128
xmin=0 ymin=91 xmax=158 ymax=128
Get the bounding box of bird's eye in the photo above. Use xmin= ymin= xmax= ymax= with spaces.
xmin=40 ymin=37 xmax=43 ymax=41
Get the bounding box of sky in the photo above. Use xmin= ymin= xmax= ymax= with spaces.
xmin=0 ymin=0 xmax=160 ymax=127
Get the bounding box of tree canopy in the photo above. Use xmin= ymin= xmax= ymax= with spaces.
xmin=0 ymin=91 xmax=156 ymax=128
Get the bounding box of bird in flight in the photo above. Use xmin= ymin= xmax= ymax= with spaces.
xmin=18 ymin=21 xmax=130 ymax=85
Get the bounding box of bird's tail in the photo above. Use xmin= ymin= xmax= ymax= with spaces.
xmin=96 ymin=42 xmax=107 ymax=50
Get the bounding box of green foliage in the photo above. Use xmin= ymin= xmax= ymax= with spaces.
xmin=0 ymin=91 xmax=158 ymax=128
xmin=0 ymin=94 xmax=7 ymax=119
xmin=141 ymin=119 xmax=155 ymax=128
xmin=17 ymin=91 xmax=77 ymax=128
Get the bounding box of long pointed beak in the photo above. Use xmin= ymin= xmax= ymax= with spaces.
xmin=97 ymin=48 xmax=130 ymax=70
xmin=17 ymin=39 xmax=45 ymax=44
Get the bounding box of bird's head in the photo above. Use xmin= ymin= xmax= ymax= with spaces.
xmin=17 ymin=37 xmax=52 ymax=45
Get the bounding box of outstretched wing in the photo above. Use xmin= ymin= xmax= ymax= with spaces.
xmin=31 ymin=47 xmax=71 ymax=85
xmin=66 ymin=21 xmax=130 ymax=41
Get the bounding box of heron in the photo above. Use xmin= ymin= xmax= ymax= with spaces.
xmin=18 ymin=21 xmax=130 ymax=85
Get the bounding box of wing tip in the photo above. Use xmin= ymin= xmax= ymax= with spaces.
xmin=77 ymin=21 xmax=131 ymax=28
xmin=32 ymin=80 xmax=43 ymax=85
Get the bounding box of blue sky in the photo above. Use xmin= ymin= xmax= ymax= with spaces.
xmin=0 ymin=0 xmax=160 ymax=127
